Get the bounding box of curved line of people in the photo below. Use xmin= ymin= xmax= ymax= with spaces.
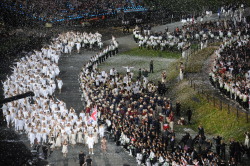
xmin=1 ymin=30 xmax=118 ymax=157
xmin=77 ymin=17 xmax=250 ymax=166
xmin=209 ymin=32 xmax=250 ymax=110
xmin=79 ymin=38 xmax=250 ymax=166
xmin=132 ymin=9 xmax=248 ymax=59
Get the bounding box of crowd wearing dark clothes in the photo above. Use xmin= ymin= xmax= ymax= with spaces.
xmin=210 ymin=30 xmax=250 ymax=110
xmin=80 ymin=58 xmax=250 ymax=165
xmin=79 ymin=32 xmax=249 ymax=166
xmin=3 ymin=0 xmax=145 ymax=22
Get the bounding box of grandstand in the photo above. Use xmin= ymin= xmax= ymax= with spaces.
xmin=0 ymin=0 xmax=147 ymax=23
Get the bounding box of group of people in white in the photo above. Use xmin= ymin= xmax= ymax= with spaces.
xmin=1 ymin=30 xmax=113 ymax=157
xmin=133 ymin=25 xmax=190 ymax=53
xmin=55 ymin=31 xmax=103 ymax=54
xmin=218 ymin=3 xmax=245 ymax=21
xmin=133 ymin=3 xmax=247 ymax=61
xmin=2 ymin=5 xmax=250 ymax=165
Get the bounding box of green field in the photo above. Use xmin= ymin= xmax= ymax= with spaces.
xmin=98 ymin=48 xmax=180 ymax=83
xmin=99 ymin=46 xmax=250 ymax=142
xmin=123 ymin=47 xmax=181 ymax=59
xmin=173 ymin=81 xmax=250 ymax=142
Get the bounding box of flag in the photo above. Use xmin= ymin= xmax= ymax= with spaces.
xmin=91 ymin=106 xmax=97 ymax=121
xmin=88 ymin=106 xmax=98 ymax=124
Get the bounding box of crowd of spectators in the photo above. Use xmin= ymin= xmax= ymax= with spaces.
xmin=1 ymin=2 xmax=250 ymax=165
xmin=1 ymin=0 xmax=145 ymax=22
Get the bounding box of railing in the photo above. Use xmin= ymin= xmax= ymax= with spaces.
xmin=177 ymin=36 xmax=250 ymax=123
xmin=189 ymin=79 xmax=249 ymax=123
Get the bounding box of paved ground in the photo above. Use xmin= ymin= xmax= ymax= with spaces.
xmin=1 ymin=10 xmax=249 ymax=165
xmin=46 ymin=140 xmax=136 ymax=166
xmin=46 ymin=12 xmax=225 ymax=166
xmin=55 ymin=51 xmax=94 ymax=112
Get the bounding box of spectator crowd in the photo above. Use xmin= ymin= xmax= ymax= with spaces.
xmin=1 ymin=0 xmax=145 ymax=22
xmin=1 ymin=5 xmax=250 ymax=165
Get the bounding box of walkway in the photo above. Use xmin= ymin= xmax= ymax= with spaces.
xmin=0 ymin=10 xmax=246 ymax=166
xmin=55 ymin=51 xmax=94 ymax=112
xmin=49 ymin=12 xmax=225 ymax=166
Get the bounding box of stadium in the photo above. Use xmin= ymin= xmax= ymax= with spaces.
xmin=0 ymin=0 xmax=250 ymax=165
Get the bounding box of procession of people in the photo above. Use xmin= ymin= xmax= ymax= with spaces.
xmin=1 ymin=30 xmax=119 ymax=161
xmin=1 ymin=4 xmax=250 ymax=165
xmin=77 ymin=17 xmax=250 ymax=165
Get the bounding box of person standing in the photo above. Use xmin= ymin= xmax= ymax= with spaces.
xmin=186 ymin=107 xmax=192 ymax=124
xmin=221 ymin=140 xmax=226 ymax=160
xmin=42 ymin=145 xmax=48 ymax=159
xmin=70 ymin=130 xmax=77 ymax=147
xmin=138 ymin=68 xmax=142 ymax=80
xmin=161 ymin=71 xmax=166 ymax=84
xmin=77 ymin=129 xmax=83 ymax=144
xmin=213 ymin=136 xmax=222 ymax=155
xmin=198 ymin=125 xmax=205 ymax=137
xmin=76 ymin=42 xmax=81 ymax=54
xmin=179 ymin=62 xmax=184 ymax=81
xmin=170 ymin=135 xmax=175 ymax=152
xmin=62 ymin=140 xmax=68 ymax=158
xmin=244 ymin=131 xmax=249 ymax=148
xmin=79 ymin=151 xmax=85 ymax=166
xmin=57 ymin=78 xmax=63 ymax=94
xmin=150 ymin=60 xmax=154 ymax=73
xmin=122 ymin=66 xmax=134 ymax=75
xmin=93 ymin=129 xmax=98 ymax=144
xmin=99 ymin=124 xmax=105 ymax=139
xmin=5 ymin=111 xmax=11 ymax=128
xmin=175 ymin=101 xmax=181 ymax=117
xmin=55 ymin=133 xmax=62 ymax=148
xmin=85 ymin=155 xmax=92 ymax=166
xmin=101 ymin=136 xmax=107 ymax=153
xmin=86 ymin=134 xmax=95 ymax=154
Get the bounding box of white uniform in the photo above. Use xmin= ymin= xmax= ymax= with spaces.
xmin=86 ymin=136 xmax=95 ymax=149
xmin=62 ymin=144 xmax=68 ymax=154
xmin=77 ymin=131 xmax=83 ymax=143
xmin=57 ymin=80 xmax=63 ymax=90
xmin=55 ymin=134 xmax=62 ymax=147
xmin=70 ymin=132 xmax=76 ymax=145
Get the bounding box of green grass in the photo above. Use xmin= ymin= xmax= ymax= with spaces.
xmin=189 ymin=95 xmax=250 ymax=142
xmin=172 ymin=80 xmax=250 ymax=142
xmin=165 ymin=58 xmax=183 ymax=82
xmin=190 ymin=43 xmax=199 ymax=50
xmin=185 ymin=47 xmax=217 ymax=73
xmin=123 ymin=47 xmax=181 ymax=59
xmin=122 ymin=47 xmax=181 ymax=82
xmin=99 ymin=47 xmax=181 ymax=83
xmin=98 ymin=53 xmax=177 ymax=84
